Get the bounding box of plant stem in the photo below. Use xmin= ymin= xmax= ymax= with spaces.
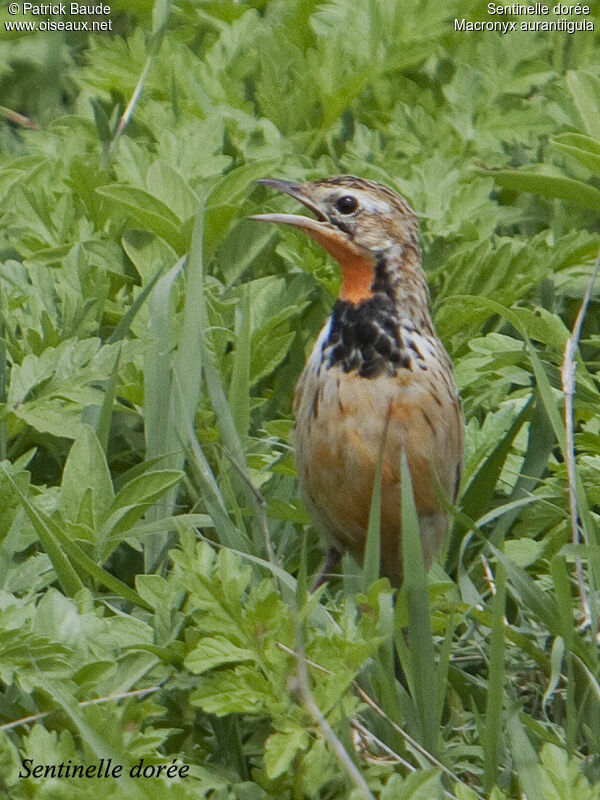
xmin=561 ymin=248 xmax=600 ymax=619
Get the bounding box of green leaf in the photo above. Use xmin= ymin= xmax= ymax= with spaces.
xmin=108 ymin=263 xmax=166 ymax=345
xmin=190 ymin=667 xmax=273 ymax=716
xmin=566 ymin=70 xmax=600 ymax=140
xmin=6 ymin=338 xmax=121 ymax=439
xmin=59 ymin=424 xmax=115 ymax=529
xmin=504 ymin=538 xmax=543 ymax=568
xmin=267 ymin=497 xmax=311 ymax=525
xmin=0 ymin=463 xmax=84 ymax=598
xmin=381 ymin=770 xmax=443 ymax=800
xmin=539 ymin=742 xmax=596 ymax=800
xmin=214 ymin=221 xmax=274 ymax=284
xmin=251 ymin=329 xmax=295 ymax=387
xmin=106 ymin=470 xmax=185 ymax=521
xmin=144 ymin=258 xmax=185 ymax=463
xmin=143 ymin=196 xmax=206 ymax=568
xmin=362 ymin=434 xmax=383 ymax=589
xmin=491 ymin=543 xmax=560 ymax=635
xmin=146 ymin=160 xmax=198 ymax=223
xmin=552 ymin=132 xmax=600 ymax=174
xmin=461 ymin=399 xmax=531 ymax=522
xmin=81 ymin=343 xmax=121 ymax=450
xmin=122 ymin=229 xmax=178 ymax=285
xmin=32 ymin=673 xmax=155 ymax=799
xmin=98 ymin=469 xmax=184 ymax=556
xmin=204 ymin=161 xmax=278 ymax=259
xmin=171 ymin=198 xmax=208 ymax=453
xmin=151 ymin=0 xmax=171 ymax=38
xmin=184 ymin=636 xmax=256 ymax=674
xmin=508 ymin=713 xmax=543 ymax=800
xmin=1 ymin=463 xmax=151 ymax=609
xmin=184 ymin=425 xmax=251 ymax=552
xmin=95 ymin=185 xmax=186 ymax=250
xmin=487 ymin=169 xmax=600 ymax=212
xmin=264 ymin=725 xmax=310 ymax=780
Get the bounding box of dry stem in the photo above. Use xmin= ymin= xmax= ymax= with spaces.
xmin=1 ymin=685 xmax=161 ymax=732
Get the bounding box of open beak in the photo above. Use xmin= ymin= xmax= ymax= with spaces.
xmin=251 ymin=177 xmax=375 ymax=304
xmin=250 ymin=178 xmax=363 ymax=265
xmin=249 ymin=179 xmax=329 ymax=236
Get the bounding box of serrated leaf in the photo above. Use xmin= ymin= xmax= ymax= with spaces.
xmin=251 ymin=330 xmax=295 ymax=386
xmin=184 ymin=636 xmax=256 ymax=674
xmin=146 ymin=160 xmax=198 ymax=223
xmin=381 ymin=769 xmax=443 ymax=800
xmin=264 ymin=725 xmax=309 ymax=779
xmin=190 ymin=667 xmax=272 ymax=715
xmin=204 ymin=161 xmax=278 ymax=258
xmin=122 ymin=229 xmax=178 ymax=284
xmin=98 ymin=469 xmax=184 ymax=555
xmin=0 ymin=464 xmax=151 ymax=609
xmin=504 ymin=538 xmax=543 ymax=568
xmin=59 ymin=424 xmax=115 ymax=528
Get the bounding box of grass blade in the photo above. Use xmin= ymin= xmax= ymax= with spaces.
xmin=489 ymin=393 xmax=555 ymax=547
xmin=1 ymin=464 xmax=84 ymax=598
xmin=551 ymin=556 xmax=577 ymax=753
xmin=400 ymin=451 xmax=438 ymax=754
xmin=228 ymin=284 xmax=251 ymax=438
xmin=460 ymin=396 xmax=531 ymax=523
xmin=0 ymin=311 xmax=7 ymax=460
xmin=172 ymin=197 xmax=208 ymax=442
xmin=362 ymin=445 xmax=383 ymax=590
xmin=144 ymin=196 xmax=207 ymax=569
xmin=81 ymin=345 xmax=121 ymax=452
xmin=144 ymin=257 xmax=186 ymax=464
xmin=507 ymin=713 xmax=542 ymax=800
xmin=108 ymin=263 xmax=167 ymax=345
xmin=180 ymin=397 xmax=251 ymax=552
xmin=483 ymin=559 xmax=506 ymax=792
xmin=448 ymin=295 xmax=600 ymax=615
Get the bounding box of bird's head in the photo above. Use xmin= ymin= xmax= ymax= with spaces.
xmin=251 ymin=175 xmax=422 ymax=306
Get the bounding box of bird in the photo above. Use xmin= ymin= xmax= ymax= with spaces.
xmin=251 ymin=175 xmax=463 ymax=587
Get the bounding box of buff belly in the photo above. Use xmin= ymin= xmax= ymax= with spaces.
xmin=293 ymin=336 xmax=462 ymax=585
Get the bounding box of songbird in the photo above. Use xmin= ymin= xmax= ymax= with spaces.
xmin=251 ymin=176 xmax=463 ymax=586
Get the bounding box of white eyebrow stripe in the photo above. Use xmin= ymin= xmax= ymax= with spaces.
xmin=360 ymin=198 xmax=392 ymax=214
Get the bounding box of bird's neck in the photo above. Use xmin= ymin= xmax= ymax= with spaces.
xmin=369 ymin=243 xmax=434 ymax=334
xmin=323 ymin=246 xmax=436 ymax=379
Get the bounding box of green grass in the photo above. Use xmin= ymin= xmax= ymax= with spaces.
xmin=1 ymin=1 xmax=600 ymax=798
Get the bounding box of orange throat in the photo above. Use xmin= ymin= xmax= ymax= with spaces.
xmin=338 ymin=254 xmax=375 ymax=304
xmin=304 ymin=223 xmax=376 ymax=305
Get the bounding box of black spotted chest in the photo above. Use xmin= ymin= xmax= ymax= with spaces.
xmin=322 ymin=296 xmax=414 ymax=379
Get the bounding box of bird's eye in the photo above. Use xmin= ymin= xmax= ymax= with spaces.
xmin=335 ymin=195 xmax=358 ymax=214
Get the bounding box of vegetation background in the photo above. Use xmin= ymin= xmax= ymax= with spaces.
xmin=1 ymin=0 xmax=600 ymax=798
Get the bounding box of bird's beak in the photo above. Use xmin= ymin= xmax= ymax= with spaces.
xmin=251 ymin=177 xmax=375 ymax=304
xmin=249 ymin=179 xmax=329 ymax=234
xmin=250 ymin=178 xmax=364 ymax=266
